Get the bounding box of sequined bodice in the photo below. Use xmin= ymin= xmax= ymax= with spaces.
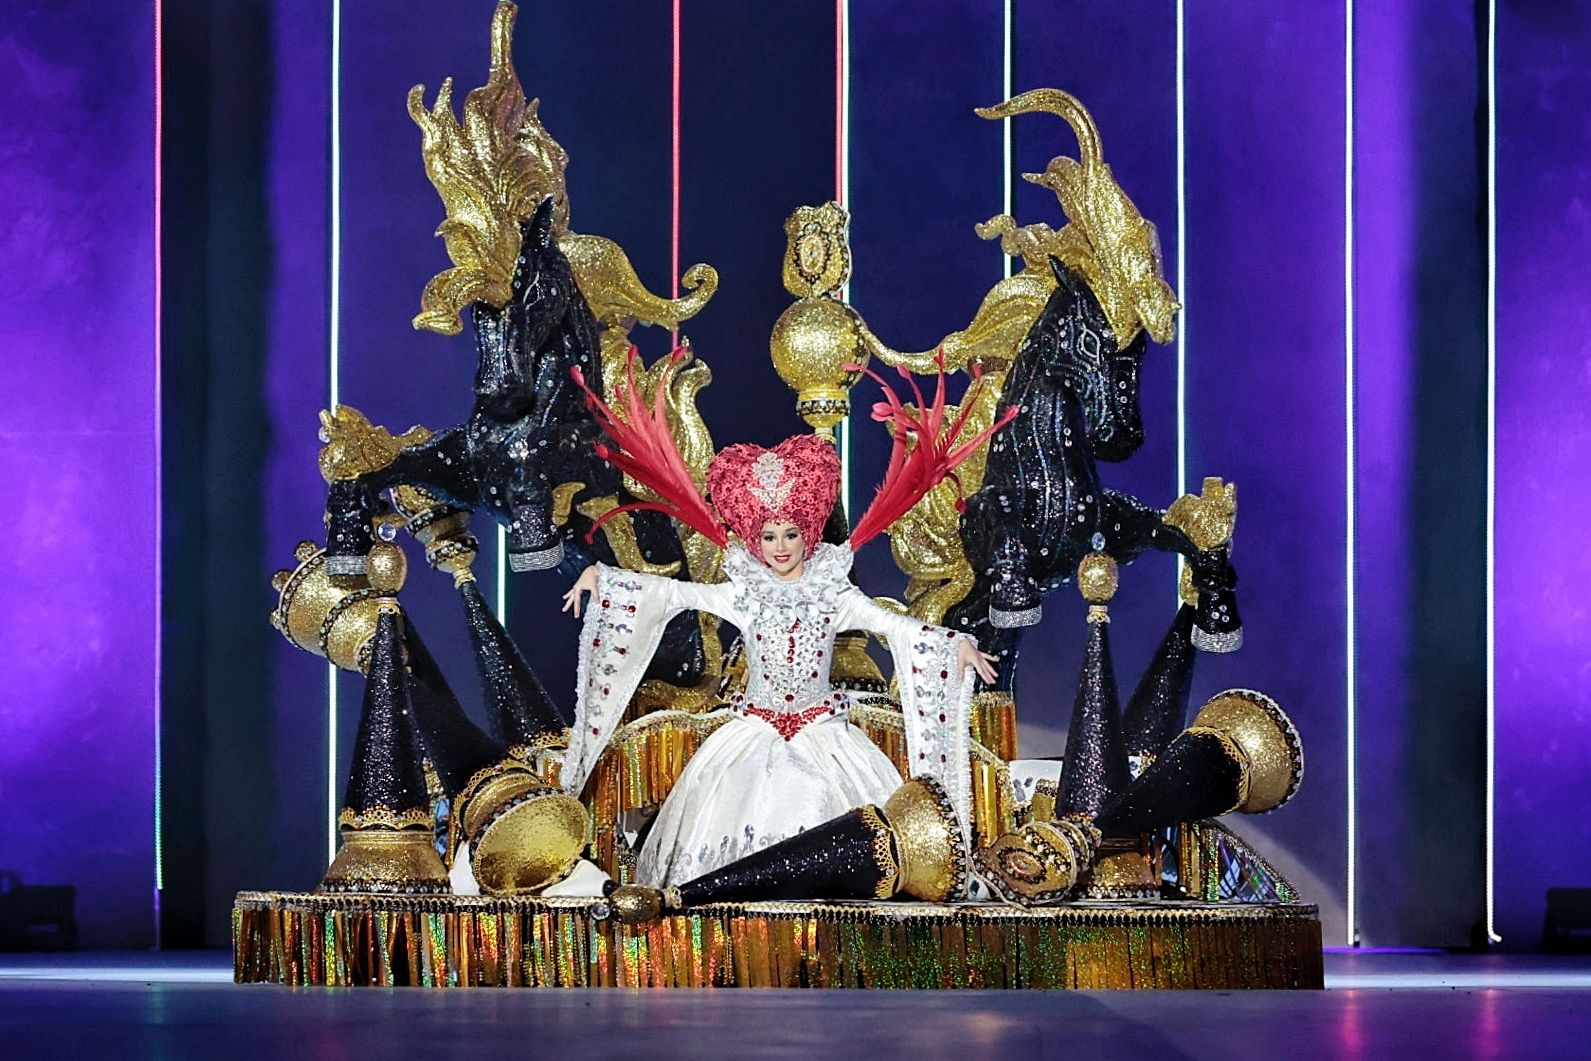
xmin=724 ymin=544 xmax=851 ymax=724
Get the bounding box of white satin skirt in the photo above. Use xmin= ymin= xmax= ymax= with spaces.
xmin=634 ymin=712 xmax=904 ymax=887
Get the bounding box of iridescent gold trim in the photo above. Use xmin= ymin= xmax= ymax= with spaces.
xmin=235 ymin=891 xmax=1323 ymax=989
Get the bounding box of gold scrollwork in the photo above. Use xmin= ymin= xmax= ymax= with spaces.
xmin=974 ymin=88 xmax=1179 ymax=347
xmin=318 ymin=407 xmax=432 ymax=483
xmin=408 ymin=2 xmax=571 ymax=336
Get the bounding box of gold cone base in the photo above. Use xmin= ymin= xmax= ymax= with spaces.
xmin=1074 ymin=835 xmax=1159 ymax=900
xmin=319 ymin=827 xmax=451 ymax=895
xmin=234 ymin=892 xmax=1323 ymax=989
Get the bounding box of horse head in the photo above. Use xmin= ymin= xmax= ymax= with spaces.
xmin=1044 ymin=257 xmax=1145 ymax=463
xmin=505 ymin=196 xmax=579 ymax=346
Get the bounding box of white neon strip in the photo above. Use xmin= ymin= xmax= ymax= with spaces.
xmin=327 ymin=0 xmax=343 ymax=866
xmin=1001 ymin=0 xmax=1012 ymax=282
xmin=1484 ymin=0 xmax=1500 ymax=945
xmin=1174 ymin=0 xmax=1187 ymax=504
xmin=836 ymin=0 xmax=851 ymax=517
xmin=495 ymin=524 xmax=508 ymax=620
xmin=1343 ymin=0 xmax=1359 ymax=948
xmin=152 ymin=0 xmax=165 ymax=918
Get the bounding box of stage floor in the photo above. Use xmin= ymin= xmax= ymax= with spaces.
xmin=2 ymin=951 xmax=1589 ymax=1059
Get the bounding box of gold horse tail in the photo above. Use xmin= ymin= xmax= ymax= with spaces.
xmin=975 ymin=88 xmax=1103 ymax=168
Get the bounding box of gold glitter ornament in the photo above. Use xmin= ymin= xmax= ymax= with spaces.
xmin=1076 ymin=551 xmax=1119 ymax=603
xmin=270 ymin=541 xmax=401 ymax=673
xmin=364 ymin=541 xmax=408 ymax=594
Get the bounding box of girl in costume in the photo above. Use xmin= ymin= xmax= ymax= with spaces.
xmin=561 ymin=352 xmax=1011 ymax=886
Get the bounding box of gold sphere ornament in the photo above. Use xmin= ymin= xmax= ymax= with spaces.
xmin=769 ymin=202 xmax=868 ymax=440
xmin=1076 ymin=551 xmax=1119 ymax=603
xmin=364 ymin=540 xmax=409 ymax=594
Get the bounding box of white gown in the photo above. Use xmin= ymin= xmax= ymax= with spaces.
xmin=561 ymin=543 xmax=977 ymax=886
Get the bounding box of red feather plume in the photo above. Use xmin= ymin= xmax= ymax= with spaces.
xmin=569 ymin=348 xmax=730 ymax=549
xmin=846 ymin=351 xmax=1020 ymax=549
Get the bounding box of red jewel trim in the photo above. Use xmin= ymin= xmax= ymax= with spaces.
xmin=741 ymin=703 xmax=833 ymax=741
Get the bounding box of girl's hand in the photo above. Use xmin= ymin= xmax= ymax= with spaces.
xmin=561 ymin=565 xmax=600 ymax=618
xmin=956 ymin=637 xmax=999 ymax=684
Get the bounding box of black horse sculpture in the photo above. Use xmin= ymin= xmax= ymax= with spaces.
xmin=948 ymin=259 xmax=1240 ymax=691
xmin=323 ymin=197 xmax=705 ymax=685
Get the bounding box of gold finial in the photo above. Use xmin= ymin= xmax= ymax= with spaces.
xmin=1077 ymin=551 xmax=1118 ymax=624
xmin=781 ymin=202 xmax=852 ymax=298
xmin=769 ymin=202 xmax=867 ymax=440
xmin=408 ymin=1 xmax=570 ymax=336
xmin=976 ymin=88 xmax=1179 ymax=346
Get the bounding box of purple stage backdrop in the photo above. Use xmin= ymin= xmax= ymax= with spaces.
xmin=8 ymin=0 xmax=1584 ymax=949
xmin=1496 ymin=2 xmax=1591 ymax=949
xmin=1 ymin=2 xmax=158 ymax=948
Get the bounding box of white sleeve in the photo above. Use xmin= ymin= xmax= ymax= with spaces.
xmin=839 ymin=589 xmax=977 ymax=843
xmin=561 ymin=566 xmax=735 ymax=795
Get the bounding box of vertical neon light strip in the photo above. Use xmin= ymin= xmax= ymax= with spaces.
xmin=152 ymin=0 xmax=165 ymax=932
xmin=1002 ymin=0 xmax=1012 ymax=281
xmin=671 ymin=0 xmax=682 ymax=339
xmin=1484 ymin=0 xmax=1500 ymax=945
xmin=1343 ymin=0 xmax=1359 ymax=947
xmin=835 ymin=0 xmax=851 ymax=516
xmin=1174 ymin=0 xmax=1187 ymax=503
xmin=327 ymin=0 xmax=343 ymax=866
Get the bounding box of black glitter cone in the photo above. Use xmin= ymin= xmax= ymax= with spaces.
xmin=1056 ymin=620 xmax=1129 ymax=821
xmin=321 ymin=608 xmax=449 ymax=894
xmin=676 ymin=808 xmax=893 ymax=905
xmin=404 ymin=619 xmax=588 ymax=894
xmin=1094 ymin=689 xmax=1304 ymax=837
xmin=1121 ymin=605 xmax=1198 ymax=774
xmin=458 ymin=578 xmax=571 ymax=755
xmin=403 ymin=620 xmax=506 ymax=794
xmin=598 ymin=779 xmax=966 ymax=920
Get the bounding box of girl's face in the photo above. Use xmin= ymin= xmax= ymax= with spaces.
xmin=758 ymin=520 xmax=806 ymax=579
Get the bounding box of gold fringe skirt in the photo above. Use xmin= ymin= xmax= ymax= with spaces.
xmin=232 ymin=891 xmax=1322 ymax=990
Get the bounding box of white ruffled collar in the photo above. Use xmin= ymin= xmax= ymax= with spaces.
xmin=723 ymin=541 xmax=853 ymax=603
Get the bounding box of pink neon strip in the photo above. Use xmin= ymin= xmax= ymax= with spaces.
xmin=152 ymin=0 xmax=165 ymax=933
xmin=834 ymin=0 xmax=844 ymax=204
xmin=671 ymin=0 xmax=681 ymax=345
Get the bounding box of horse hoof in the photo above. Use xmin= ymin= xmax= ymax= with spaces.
xmin=508 ymin=541 xmax=564 ymax=572
xmin=989 ymin=603 xmax=1042 ymax=629
xmin=1192 ymin=624 xmax=1243 ymax=653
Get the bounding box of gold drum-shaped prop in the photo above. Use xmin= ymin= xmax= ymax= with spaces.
xmin=465 ymin=770 xmax=591 ymax=895
xmin=882 ymin=777 xmax=968 ymax=902
xmin=270 ymin=541 xmax=405 ymax=673
xmin=1188 ymin=689 xmax=1304 ymax=814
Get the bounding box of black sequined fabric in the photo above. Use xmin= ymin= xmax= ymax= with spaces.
xmin=459 ymin=578 xmax=573 ymax=745
xmin=676 ymin=809 xmax=887 ymax=905
xmin=1121 ymin=605 xmax=1198 ymax=761
xmin=1094 ymin=730 xmax=1245 ymax=836
xmin=1191 ymin=548 xmax=1242 ymax=638
xmin=403 ymin=621 xmax=506 ymax=795
xmin=343 ymin=611 xmax=432 ymax=816
xmin=1057 ymin=620 xmax=1129 ymax=820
